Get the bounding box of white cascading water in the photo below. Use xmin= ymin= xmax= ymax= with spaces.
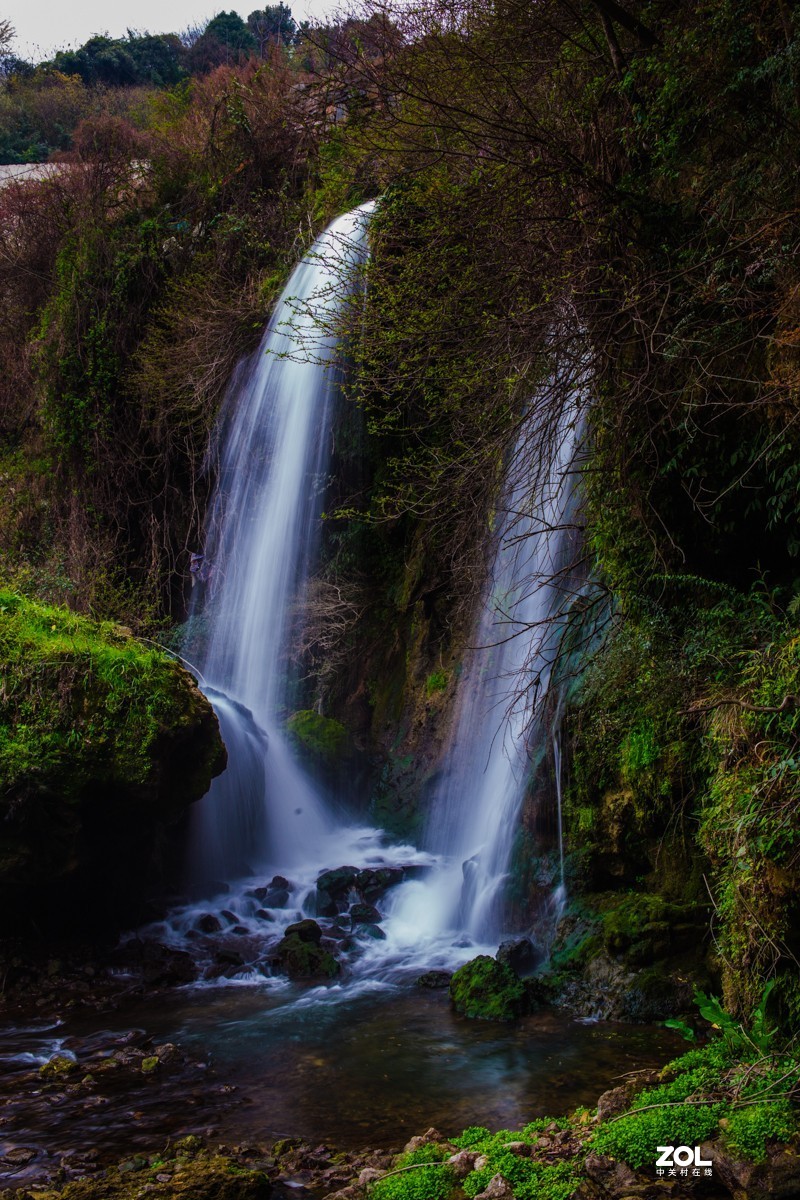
xmin=150 ymin=203 xmax=581 ymax=992
xmin=186 ymin=203 xmax=375 ymax=883
xmin=376 ymin=407 xmax=580 ymax=965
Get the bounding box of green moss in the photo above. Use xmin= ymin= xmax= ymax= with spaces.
xmin=40 ymin=1054 xmax=77 ymax=1077
xmin=0 ymin=588 xmax=220 ymax=800
xmin=286 ymin=710 xmax=347 ymax=761
xmin=0 ymin=588 xmax=223 ymax=921
xmin=450 ymin=955 xmax=528 ymax=1022
xmin=723 ymin=1101 xmax=797 ymax=1163
xmin=275 ymin=933 xmax=340 ymax=980
xmin=425 ymin=670 xmax=449 ymax=695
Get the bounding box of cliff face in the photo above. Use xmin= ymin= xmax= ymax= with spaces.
xmin=0 ymin=590 xmax=226 ymax=934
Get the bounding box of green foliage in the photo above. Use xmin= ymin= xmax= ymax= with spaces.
xmin=723 ymin=1101 xmax=797 ymax=1163
xmin=369 ymin=1145 xmax=454 ymax=1200
xmin=451 ymin=1127 xmax=579 ymax=1200
xmin=449 ymin=955 xmax=528 ymax=1022
xmin=593 ymin=1102 xmax=725 ymax=1171
xmin=694 ymin=982 xmax=777 ymax=1054
xmin=592 ymin=1020 xmax=799 ymax=1171
xmin=286 ymin=710 xmax=347 ymax=760
xmin=425 ymin=669 xmax=448 ymax=696
xmin=369 ymin=1166 xmax=452 ymax=1200
xmin=52 ymin=33 xmax=186 ymax=88
xmin=663 ymin=1018 xmax=696 ymax=1043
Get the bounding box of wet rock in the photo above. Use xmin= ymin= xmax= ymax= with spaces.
xmin=264 ymin=889 xmax=290 ymax=909
xmin=221 ymin=909 xmax=238 ymax=923
xmin=154 ymin=1042 xmax=179 ymax=1063
xmin=317 ymin=867 xmax=359 ymax=897
xmin=475 ymin=1174 xmax=515 ymax=1199
xmin=141 ymin=1056 xmax=160 ymax=1073
xmin=356 ymin=867 xmax=404 ymax=902
xmin=39 ymin=1053 xmax=77 ymax=1077
xmin=270 ymin=875 xmax=290 ymax=890
xmin=140 ymin=943 xmax=197 ymax=987
xmin=496 ymin=937 xmax=540 ymax=977
xmin=313 ymin=890 xmax=338 ymax=918
xmin=216 ymin=948 xmax=246 ymax=967
xmin=285 ymin=919 xmax=323 ymax=944
xmin=255 ymin=909 xmax=274 ymax=921
xmin=349 ymin=902 xmax=382 ymax=924
xmin=197 ymin=913 xmax=223 ymax=934
xmin=353 ymin=923 xmax=386 ymax=940
xmin=416 ymin=970 xmax=452 ymax=989
xmin=450 ymin=955 xmax=529 ymax=1021
xmin=275 ymin=931 xmax=340 ymax=980
xmin=315 ymin=868 xmax=359 ymax=918
xmin=1 ymin=1147 xmax=37 ymax=1167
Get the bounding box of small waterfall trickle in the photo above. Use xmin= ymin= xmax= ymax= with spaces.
xmin=186 ymin=203 xmax=374 ymax=884
xmin=552 ymin=726 xmax=567 ymax=917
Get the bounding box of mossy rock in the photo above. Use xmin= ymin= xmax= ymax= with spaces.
xmin=275 ymin=933 xmax=340 ymax=980
xmin=450 ymin=955 xmax=529 ymax=1021
xmin=0 ymin=589 xmax=225 ymax=933
xmin=601 ymin=894 xmax=697 ymax=966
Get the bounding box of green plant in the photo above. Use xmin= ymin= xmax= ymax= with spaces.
xmin=425 ymin=669 xmax=448 ymax=695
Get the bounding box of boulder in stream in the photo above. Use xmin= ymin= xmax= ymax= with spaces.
xmin=496 ymin=937 xmax=540 ymax=977
xmin=275 ymin=920 xmax=340 ymax=979
xmin=450 ymin=955 xmax=529 ymax=1021
xmin=349 ymin=902 xmax=382 ymax=924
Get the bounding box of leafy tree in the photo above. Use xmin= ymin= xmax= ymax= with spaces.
xmin=51 ymin=33 xmax=185 ymax=87
xmin=187 ymin=11 xmax=257 ymax=73
xmin=247 ymin=5 xmax=297 ymax=52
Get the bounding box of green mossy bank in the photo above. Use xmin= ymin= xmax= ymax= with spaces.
xmin=0 ymin=589 xmax=225 ymax=933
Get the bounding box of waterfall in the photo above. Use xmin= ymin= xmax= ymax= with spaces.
xmin=387 ymin=405 xmax=580 ymax=951
xmin=158 ymin=202 xmax=582 ymax=990
xmin=186 ymin=203 xmax=374 ymax=884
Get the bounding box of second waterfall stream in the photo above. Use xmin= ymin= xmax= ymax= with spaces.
xmin=151 ymin=202 xmax=580 ymax=991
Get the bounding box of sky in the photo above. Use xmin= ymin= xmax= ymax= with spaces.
xmin=3 ymin=0 xmax=339 ymax=60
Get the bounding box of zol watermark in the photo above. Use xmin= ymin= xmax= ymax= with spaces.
xmin=655 ymin=1146 xmax=713 ymax=1179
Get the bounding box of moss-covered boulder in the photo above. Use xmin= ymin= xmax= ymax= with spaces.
xmin=450 ymin=955 xmax=529 ymax=1021
xmin=0 ymin=590 xmax=225 ymax=932
xmin=274 ymin=920 xmax=340 ymax=979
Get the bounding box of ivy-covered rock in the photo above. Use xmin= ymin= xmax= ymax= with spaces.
xmin=449 ymin=955 xmax=529 ymax=1022
xmin=0 ymin=590 xmax=225 ymax=933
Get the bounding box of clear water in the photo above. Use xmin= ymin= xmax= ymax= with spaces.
xmin=0 ymin=995 xmax=683 ymax=1171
